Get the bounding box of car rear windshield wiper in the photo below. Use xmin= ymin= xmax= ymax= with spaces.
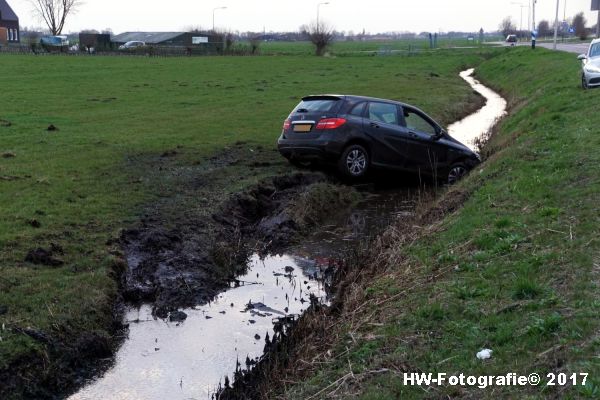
xmin=296 ymin=108 xmax=309 ymax=113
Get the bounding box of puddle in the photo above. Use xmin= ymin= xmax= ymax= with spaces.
xmin=448 ymin=68 xmax=507 ymax=151
xmin=69 ymin=68 xmax=506 ymax=400
xmin=69 ymin=254 xmax=326 ymax=400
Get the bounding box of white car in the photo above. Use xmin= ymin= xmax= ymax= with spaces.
xmin=578 ymin=39 xmax=600 ymax=89
xmin=119 ymin=41 xmax=146 ymax=50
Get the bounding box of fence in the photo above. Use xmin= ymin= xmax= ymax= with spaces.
xmin=0 ymin=42 xmax=257 ymax=57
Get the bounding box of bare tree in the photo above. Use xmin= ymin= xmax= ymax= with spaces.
xmin=499 ymin=17 xmax=517 ymax=38
xmin=29 ymin=0 xmax=82 ymax=35
xmin=249 ymin=35 xmax=261 ymax=55
xmin=301 ymin=21 xmax=334 ymax=56
xmin=573 ymin=12 xmax=587 ymax=40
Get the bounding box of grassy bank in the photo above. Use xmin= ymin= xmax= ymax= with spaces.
xmin=273 ymin=48 xmax=600 ymax=398
xmin=0 ymin=50 xmax=486 ymax=397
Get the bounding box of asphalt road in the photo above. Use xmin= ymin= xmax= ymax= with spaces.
xmin=536 ymin=41 xmax=591 ymax=55
xmin=492 ymin=40 xmax=592 ymax=55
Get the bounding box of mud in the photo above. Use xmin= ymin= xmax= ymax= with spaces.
xmin=24 ymin=244 xmax=65 ymax=266
xmin=119 ymin=171 xmax=352 ymax=318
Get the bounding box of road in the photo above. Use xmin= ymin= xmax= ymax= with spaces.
xmin=536 ymin=41 xmax=590 ymax=55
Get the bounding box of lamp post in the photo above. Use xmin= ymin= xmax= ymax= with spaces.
xmin=553 ymin=0 xmax=560 ymax=49
xmin=512 ymin=2 xmax=525 ymax=39
xmin=317 ymin=2 xmax=329 ymax=32
xmin=212 ymin=6 xmax=227 ymax=32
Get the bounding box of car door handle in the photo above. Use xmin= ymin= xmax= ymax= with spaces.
xmin=408 ymin=131 xmax=418 ymax=138
xmin=370 ymin=122 xmax=380 ymax=129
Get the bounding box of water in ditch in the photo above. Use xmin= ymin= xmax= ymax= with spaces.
xmin=69 ymin=68 xmax=506 ymax=400
xmin=448 ymin=68 xmax=508 ymax=151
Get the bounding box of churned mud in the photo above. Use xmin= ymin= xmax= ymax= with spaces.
xmin=119 ymin=171 xmax=357 ymax=318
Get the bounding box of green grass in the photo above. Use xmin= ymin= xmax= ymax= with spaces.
xmin=260 ymin=38 xmax=499 ymax=56
xmin=282 ymin=48 xmax=600 ymax=398
xmin=0 ymin=50 xmax=486 ymax=390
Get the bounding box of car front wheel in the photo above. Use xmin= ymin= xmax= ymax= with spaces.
xmin=582 ymin=74 xmax=589 ymax=90
xmin=339 ymin=145 xmax=369 ymax=178
xmin=447 ymin=163 xmax=469 ymax=185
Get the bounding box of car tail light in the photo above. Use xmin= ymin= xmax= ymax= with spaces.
xmin=315 ymin=118 xmax=347 ymax=130
xmin=282 ymin=119 xmax=291 ymax=130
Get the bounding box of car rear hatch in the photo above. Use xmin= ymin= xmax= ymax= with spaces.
xmin=282 ymin=95 xmax=344 ymax=139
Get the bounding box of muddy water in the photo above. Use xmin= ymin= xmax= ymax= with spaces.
xmin=70 ymin=255 xmax=326 ymax=400
xmin=70 ymin=69 xmax=506 ymax=400
xmin=448 ymin=68 xmax=507 ymax=151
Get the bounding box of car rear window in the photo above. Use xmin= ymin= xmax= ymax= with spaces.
xmin=294 ymin=99 xmax=339 ymax=113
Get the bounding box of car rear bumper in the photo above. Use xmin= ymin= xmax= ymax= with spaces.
xmin=277 ymin=137 xmax=344 ymax=162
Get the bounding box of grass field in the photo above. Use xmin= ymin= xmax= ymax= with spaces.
xmin=0 ymin=48 xmax=487 ymax=396
xmin=260 ymin=38 xmax=498 ymax=56
xmin=277 ymin=48 xmax=600 ymax=399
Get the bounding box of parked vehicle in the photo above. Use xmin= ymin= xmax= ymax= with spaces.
xmin=119 ymin=41 xmax=146 ymax=50
xmin=40 ymin=35 xmax=69 ymax=51
xmin=505 ymin=35 xmax=518 ymax=45
xmin=277 ymin=95 xmax=481 ymax=183
xmin=578 ymin=39 xmax=600 ymax=89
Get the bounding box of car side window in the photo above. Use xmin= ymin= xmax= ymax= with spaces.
xmin=349 ymin=102 xmax=366 ymax=117
xmin=368 ymin=102 xmax=398 ymax=125
xmin=404 ymin=109 xmax=437 ymax=136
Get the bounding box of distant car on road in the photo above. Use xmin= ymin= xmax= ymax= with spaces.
xmin=505 ymin=35 xmax=518 ymax=45
xmin=578 ymin=39 xmax=600 ymax=89
xmin=119 ymin=41 xmax=146 ymax=50
xmin=277 ymin=95 xmax=481 ymax=183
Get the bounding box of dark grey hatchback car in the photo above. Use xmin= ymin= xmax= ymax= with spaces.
xmin=277 ymin=95 xmax=480 ymax=183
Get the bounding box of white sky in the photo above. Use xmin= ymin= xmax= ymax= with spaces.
xmin=9 ymin=0 xmax=600 ymax=34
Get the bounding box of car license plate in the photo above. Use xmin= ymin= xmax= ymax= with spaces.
xmin=293 ymin=124 xmax=312 ymax=132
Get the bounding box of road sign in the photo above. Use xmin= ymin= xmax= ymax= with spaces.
xmin=569 ymin=27 xmax=575 ymax=33
xmin=592 ymin=0 xmax=599 ymax=11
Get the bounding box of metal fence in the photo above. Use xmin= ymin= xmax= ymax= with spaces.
xmin=0 ymin=42 xmax=255 ymax=57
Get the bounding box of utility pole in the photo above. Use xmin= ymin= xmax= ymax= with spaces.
xmin=531 ymin=0 xmax=537 ymax=49
xmin=553 ymin=0 xmax=560 ymax=50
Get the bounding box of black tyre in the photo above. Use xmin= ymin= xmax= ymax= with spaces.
xmin=338 ymin=145 xmax=369 ymax=178
xmin=447 ymin=163 xmax=469 ymax=185
xmin=582 ymin=74 xmax=589 ymax=90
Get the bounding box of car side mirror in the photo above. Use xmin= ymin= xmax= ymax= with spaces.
xmin=578 ymin=54 xmax=587 ymax=61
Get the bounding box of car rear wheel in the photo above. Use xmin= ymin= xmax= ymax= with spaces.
xmin=339 ymin=145 xmax=369 ymax=178
xmin=447 ymin=163 xmax=469 ymax=185
xmin=582 ymin=74 xmax=589 ymax=90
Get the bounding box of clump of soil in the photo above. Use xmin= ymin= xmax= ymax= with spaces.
xmin=24 ymin=245 xmax=64 ymax=266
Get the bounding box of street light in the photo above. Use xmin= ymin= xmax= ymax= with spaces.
xmin=213 ymin=6 xmax=227 ymax=32
xmin=511 ymin=2 xmax=526 ymax=40
xmin=553 ymin=0 xmax=560 ymax=50
xmin=317 ymin=2 xmax=330 ymax=31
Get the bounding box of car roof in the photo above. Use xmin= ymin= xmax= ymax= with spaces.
xmin=302 ymin=94 xmax=420 ymax=110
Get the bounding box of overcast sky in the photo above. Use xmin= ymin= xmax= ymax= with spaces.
xmin=9 ymin=0 xmax=599 ymax=34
